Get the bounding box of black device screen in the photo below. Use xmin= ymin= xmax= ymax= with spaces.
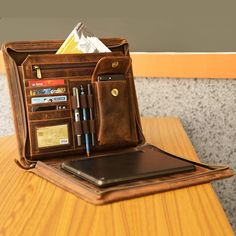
xmin=61 ymin=150 xmax=196 ymax=187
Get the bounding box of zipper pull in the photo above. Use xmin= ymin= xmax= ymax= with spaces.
xmin=33 ymin=65 xmax=42 ymax=79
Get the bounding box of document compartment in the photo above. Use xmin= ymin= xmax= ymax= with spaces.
xmin=16 ymin=50 xmax=140 ymax=160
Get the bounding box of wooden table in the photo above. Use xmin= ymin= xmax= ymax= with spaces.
xmin=0 ymin=117 xmax=233 ymax=236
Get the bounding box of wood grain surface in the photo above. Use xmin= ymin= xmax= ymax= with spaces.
xmin=0 ymin=117 xmax=233 ymax=236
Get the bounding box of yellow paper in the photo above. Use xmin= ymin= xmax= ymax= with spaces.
xmin=56 ymin=31 xmax=83 ymax=54
xmin=56 ymin=22 xmax=111 ymax=54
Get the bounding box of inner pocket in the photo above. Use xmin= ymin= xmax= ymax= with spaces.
xmin=94 ymin=80 xmax=133 ymax=147
xmin=28 ymin=109 xmax=71 ymax=121
xmin=29 ymin=118 xmax=74 ymax=156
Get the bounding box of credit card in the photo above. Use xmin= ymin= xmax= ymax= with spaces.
xmin=31 ymin=95 xmax=67 ymax=104
xmin=31 ymin=105 xmax=67 ymax=112
xmin=29 ymin=80 xmax=65 ymax=87
xmin=30 ymin=87 xmax=66 ymax=96
xmin=36 ymin=124 xmax=69 ymax=148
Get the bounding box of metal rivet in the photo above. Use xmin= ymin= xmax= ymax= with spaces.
xmin=112 ymin=61 xmax=119 ymax=68
xmin=111 ymin=88 xmax=119 ymax=96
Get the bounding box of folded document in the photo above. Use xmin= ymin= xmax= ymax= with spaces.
xmin=56 ymin=22 xmax=111 ymax=54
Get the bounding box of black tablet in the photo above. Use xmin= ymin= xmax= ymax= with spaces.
xmin=61 ymin=150 xmax=196 ymax=187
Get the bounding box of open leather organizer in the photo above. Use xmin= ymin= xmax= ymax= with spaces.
xmin=2 ymin=38 xmax=233 ymax=204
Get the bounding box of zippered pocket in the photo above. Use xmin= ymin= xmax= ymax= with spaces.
xmin=31 ymin=63 xmax=96 ymax=79
xmin=22 ymin=52 xmax=123 ymax=79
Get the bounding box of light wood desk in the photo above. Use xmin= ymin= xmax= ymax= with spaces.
xmin=0 ymin=117 xmax=233 ymax=236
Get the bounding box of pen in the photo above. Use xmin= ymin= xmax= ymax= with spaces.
xmin=87 ymin=84 xmax=95 ymax=147
xmin=80 ymin=85 xmax=91 ymax=157
xmin=72 ymin=87 xmax=82 ymax=146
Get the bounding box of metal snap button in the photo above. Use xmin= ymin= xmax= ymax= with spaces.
xmin=112 ymin=61 xmax=119 ymax=68
xmin=111 ymin=88 xmax=119 ymax=96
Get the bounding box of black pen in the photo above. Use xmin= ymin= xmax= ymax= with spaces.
xmin=72 ymin=87 xmax=82 ymax=146
xmin=87 ymin=84 xmax=95 ymax=147
xmin=80 ymin=85 xmax=91 ymax=157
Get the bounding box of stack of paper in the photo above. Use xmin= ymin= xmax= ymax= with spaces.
xmin=56 ymin=22 xmax=111 ymax=54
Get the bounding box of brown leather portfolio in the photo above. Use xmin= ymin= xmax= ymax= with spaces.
xmin=1 ymin=39 xmax=233 ymax=204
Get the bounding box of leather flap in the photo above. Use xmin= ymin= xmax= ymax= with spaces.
xmin=30 ymin=144 xmax=234 ymax=205
xmin=92 ymin=56 xmax=131 ymax=82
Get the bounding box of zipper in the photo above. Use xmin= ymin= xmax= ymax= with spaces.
xmin=32 ymin=62 xmax=97 ymax=79
xmin=33 ymin=65 xmax=42 ymax=79
xmin=9 ymin=40 xmax=128 ymax=54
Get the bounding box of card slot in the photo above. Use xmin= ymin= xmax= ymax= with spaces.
xmin=28 ymin=118 xmax=74 ymax=156
xmin=28 ymin=109 xmax=71 ymax=121
xmin=27 ymin=95 xmax=68 ymax=106
xmin=26 ymin=84 xmax=67 ymax=90
xmin=24 ymin=78 xmax=66 ymax=88
xmin=24 ymin=77 xmax=92 ymax=88
xmin=27 ymin=93 xmax=67 ymax=98
xmin=28 ymin=99 xmax=69 ymax=106
xmin=29 ymin=108 xmax=70 ymax=114
xmin=28 ymin=117 xmax=73 ymax=122
xmin=28 ymin=101 xmax=69 ymax=107
xmin=25 ymin=86 xmax=67 ymax=96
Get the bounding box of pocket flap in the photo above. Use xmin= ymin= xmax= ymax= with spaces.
xmin=92 ymin=56 xmax=131 ymax=82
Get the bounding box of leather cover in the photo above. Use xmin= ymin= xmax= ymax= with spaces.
xmin=2 ymin=39 xmax=233 ymax=204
